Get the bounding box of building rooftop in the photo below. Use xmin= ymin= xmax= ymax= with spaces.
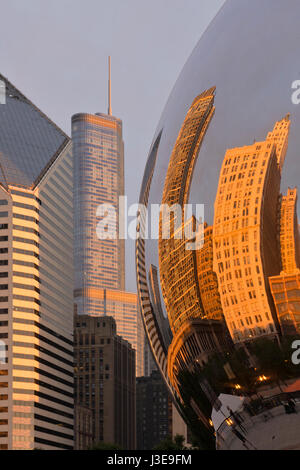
xmin=0 ymin=73 xmax=69 ymax=188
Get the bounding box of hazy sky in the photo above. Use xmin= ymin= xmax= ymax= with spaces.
xmin=0 ymin=0 xmax=225 ymax=291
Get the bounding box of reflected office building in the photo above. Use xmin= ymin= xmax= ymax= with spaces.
xmin=269 ymin=188 xmax=300 ymax=336
xmin=137 ymin=0 xmax=300 ymax=450
xmin=213 ymin=116 xmax=290 ymax=343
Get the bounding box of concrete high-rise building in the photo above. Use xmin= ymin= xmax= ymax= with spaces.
xmin=74 ymin=286 xmax=143 ymax=377
xmin=213 ymin=116 xmax=290 ymax=343
xmin=72 ymin=63 xmax=144 ymax=377
xmin=74 ymin=315 xmax=136 ymax=449
xmin=0 ymin=74 xmax=74 ymax=450
xmin=136 ymin=370 xmax=169 ymax=450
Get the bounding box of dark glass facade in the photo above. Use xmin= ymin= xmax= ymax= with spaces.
xmin=0 ymin=73 xmax=68 ymax=188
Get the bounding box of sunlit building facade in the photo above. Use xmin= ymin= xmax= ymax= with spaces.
xmin=148 ymin=265 xmax=172 ymax=353
xmin=157 ymin=87 xmax=230 ymax=406
xmin=0 ymin=74 xmax=74 ymax=450
xmin=160 ymin=217 xmax=203 ymax=336
xmin=213 ymin=116 xmax=290 ymax=343
xmin=159 ymin=88 xmax=215 ymax=335
xmin=266 ymin=114 xmax=290 ymax=170
xmin=196 ymin=224 xmax=224 ymax=321
xmin=278 ymin=188 xmax=300 ymax=274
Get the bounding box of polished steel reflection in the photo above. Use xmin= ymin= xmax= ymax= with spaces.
xmin=137 ymin=0 xmax=300 ymax=449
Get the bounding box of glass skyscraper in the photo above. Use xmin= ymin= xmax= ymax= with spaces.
xmin=72 ymin=110 xmax=144 ymax=377
xmin=0 ymin=73 xmax=74 ymax=450
xmin=72 ymin=112 xmax=125 ymax=307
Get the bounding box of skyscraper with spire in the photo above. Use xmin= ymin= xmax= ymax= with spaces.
xmin=72 ymin=59 xmax=144 ymax=378
xmin=73 ymin=57 xmax=125 ymax=301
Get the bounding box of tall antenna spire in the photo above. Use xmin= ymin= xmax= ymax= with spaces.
xmin=108 ymin=56 xmax=112 ymax=116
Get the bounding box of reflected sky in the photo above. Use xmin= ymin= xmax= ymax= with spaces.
xmin=144 ymin=0 xmax=300 ymax=279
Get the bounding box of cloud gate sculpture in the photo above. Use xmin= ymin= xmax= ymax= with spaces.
xmin=136 ymin=0 xmax=300 ymax=449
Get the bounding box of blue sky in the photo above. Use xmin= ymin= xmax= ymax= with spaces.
xmin=0 ymin=0 xmax=225 ymax=291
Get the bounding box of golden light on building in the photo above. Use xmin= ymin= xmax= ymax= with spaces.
xmin=0 ymin=156 xmax=74 ymax=450
xmin=266 ymin=113 xmax=290 ymax=170
xmin=279 ymin=188 xmax=300 ymax=275
xmin=160 ymin=216 xmax=203 ymax=336
xmin=213 ymin=116 xmax=291 ymax=343
xmin=196 ymin=223 xmax=224 ymax=321
xmin=159 ymin=87 xmax=216 ymax=335
xmin=0 ymin=74 xmax=74 ymax=450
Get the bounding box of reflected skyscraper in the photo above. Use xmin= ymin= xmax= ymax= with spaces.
xmin=159 ymin=88 xmax=216 ymax=334
xmin=196 ymin=224 xmax=224 ymax=322
xmin=213 ymin=116 xmax=290 ymax=343
xmin=278 ymin=188 xmax=300 ymax=274
xmin=0 ymin=74 xmax=74 ymax=450
xmin=269 ymin=188 xmax=300 ymax=335
xmin=157 ymin=88 xmax=229 ymax=402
